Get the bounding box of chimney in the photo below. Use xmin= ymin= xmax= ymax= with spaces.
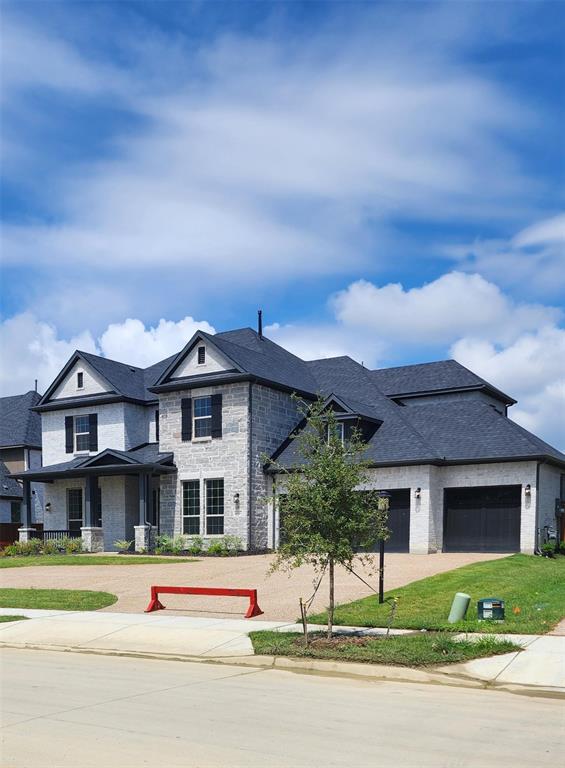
xmin=257 ymin=309 xmax=263 ymax=339
xmin=34 ymin=379 xmax=38 ymax=392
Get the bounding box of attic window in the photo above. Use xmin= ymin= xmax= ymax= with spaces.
xmin=197 ymin=346 xmax=206 ymax=365
xmin=326 ymin=422 xmax=345 ymax=445
xmin=77 ymin=372 xmax=84 ymax=390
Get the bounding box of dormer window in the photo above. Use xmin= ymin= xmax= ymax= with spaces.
xmin=77 ymin=371 xmax=84 ymax=390
xmin=326 ymin=422 xmax=345 ymax=445
xmin=197 ymin=346 xmax=206 ymax=365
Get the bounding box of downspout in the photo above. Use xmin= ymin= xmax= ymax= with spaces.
xmin=247 ymin=382 xmax=253 ymax=552
xmin=534 ymin=459 xmax=547 ymax=555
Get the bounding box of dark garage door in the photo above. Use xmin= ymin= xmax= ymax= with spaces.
xmin=385 ymin=489 xmax=410 ymax=552
xmin=444 ymin=485 xmax=521 ymax=553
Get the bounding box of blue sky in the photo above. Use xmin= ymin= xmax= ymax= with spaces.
xmin=1 ymin=0 xmax=564 ymax=445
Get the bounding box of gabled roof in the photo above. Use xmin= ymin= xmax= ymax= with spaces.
xmin=401 ymin=400 xmax=565 ymax=463
xmin=0 ymin=460 xmax=23 ymax=499
xmin=369 ymin=359 xmax=516 ymax=404
xmin=153 ymin=327 xmax=320 ymax=395
xmin=0 ymin=391 xmax=42 ymax=448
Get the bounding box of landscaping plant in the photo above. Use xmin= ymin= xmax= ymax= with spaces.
xmin=267 ymin=396 xmax=389 ymax=638
xmin=113 ymin=539 xmax=134 ymax=553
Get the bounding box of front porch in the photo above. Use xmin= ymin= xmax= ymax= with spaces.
xmin=14 ymin=446 xmax=176 ymax=552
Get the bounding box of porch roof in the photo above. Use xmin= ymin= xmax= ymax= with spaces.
xmin=13 ymin=443 xmax=176 ymax=482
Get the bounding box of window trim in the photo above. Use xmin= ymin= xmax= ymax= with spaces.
xmin=197 ymin=345 xmax=206 ymax=366
xmin=205 ymin=478 xmax=224 ymax=536
xmin=193 ymin=395 xmax=212 ymax=440
xmin=76 ymin=371 xmax=84 ymax=390
xmin=67 ymin=488 xmax=83 ymax=532
xmin=182 ymin=480 xmax=201 ymax=535
xmin=327 ymin=421 xmax=345 ymax=444
xmin=74 ymin=415 xmax=90 ymax=453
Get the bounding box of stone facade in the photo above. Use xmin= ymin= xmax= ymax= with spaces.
xmin=158 ymin=383 xmax=250 ymax=545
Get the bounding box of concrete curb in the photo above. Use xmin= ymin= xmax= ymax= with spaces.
xmin=1 ymin=640 xmax=562 ymax=699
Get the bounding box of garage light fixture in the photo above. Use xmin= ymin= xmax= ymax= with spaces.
xmin=524 ymin=484 xmax=531 ymax=496
xmin=415 ymin=487 xmax=421 ymax=499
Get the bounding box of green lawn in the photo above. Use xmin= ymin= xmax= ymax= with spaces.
xmin=0 ymin=615 xmax=27 ymax=623
xmin=0 ymin=555 xmax=194 ymax=568
xmin=250 ymin=631 xmax=518 ymax=668
xmin=0 ymin=588 xmax=117 ymax=611
xmin=308 ymin=554 xmax=565 ymax=634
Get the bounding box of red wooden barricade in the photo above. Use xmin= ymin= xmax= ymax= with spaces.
xmin=144 ymin=585 xmax=264 ymax=618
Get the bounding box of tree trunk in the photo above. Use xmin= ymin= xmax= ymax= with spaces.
xmin=327 ymin=556 xmax=334 ymax=639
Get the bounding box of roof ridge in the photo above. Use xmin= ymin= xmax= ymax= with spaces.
xmin=79 ymin=350 xmax=144 ymax=372
xmin=356 ymin=365 xmax=444 ymax=459
xmin=371 ymin=359 xmax=454 ymax=373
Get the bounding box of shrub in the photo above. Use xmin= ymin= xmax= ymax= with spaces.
xmin=155 ymin=534 xmax=174 ymax=554
xmin=2 ymin=544 xmax=19 ymax=556
xmin=171 ymin=535 xmax=187 ymax=555
xmin=222 ymin=535 xmax=243 ymax=555
xmin=540 ymin=542 xmax=556 ymax=558
xmin=61 ymin=537 xmax=83 ymax=554
xmin=559 ymin=540 xmax=565 ymax=555
xmin=186 ymin=536 xmax=204 ymax=555
xmin=114 ymin=539 xmax=133 ymax=553
xmin=42 ymin=540 xmax=60 ymax=555
xmin=206 ymin=540 xmax=226 ymax=556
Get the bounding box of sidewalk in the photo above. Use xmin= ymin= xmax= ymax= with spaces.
xmin=1 ymin=608 xmax=563 ymax=696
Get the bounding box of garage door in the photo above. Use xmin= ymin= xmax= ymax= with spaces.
xmin=362 ymin=489 xmax=410 ymax=553
xmin=444 ymin=485 xmax=521 ymax=553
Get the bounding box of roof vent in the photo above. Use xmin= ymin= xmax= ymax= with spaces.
xmin=257 ymin=309 xmax=263 ymax=339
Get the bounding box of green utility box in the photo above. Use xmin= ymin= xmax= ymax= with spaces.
xmin=477 ymin=598 xmax=505 ymax=621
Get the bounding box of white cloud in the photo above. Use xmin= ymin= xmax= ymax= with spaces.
xmin=451 ymin=327 xmax=565 ymax=450
xmin=1 ymin=5 xmax=539 ymax=288
xmin=0 ymin=313 xmax=215 ymax=396
xmin=331 ymin=272 xmax=560 ymax=346
xmin=98 ymin=316 xmax=215 ymax=368
xmin=0 ymin=313 xmax=97 ymax=396
xmin=445 ymin=213 xmax=565 ymax=298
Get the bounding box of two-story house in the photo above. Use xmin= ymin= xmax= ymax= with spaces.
xmin=14 ymin=324 xmax=565 ymax=554
xmin=0 ymin=391 xmax=43 ymax=545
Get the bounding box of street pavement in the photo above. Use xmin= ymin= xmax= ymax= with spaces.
xmin=1 ymin=648 xmax=562 ymax=768
xmin=0 ymin=609 xmax=563 ymax=692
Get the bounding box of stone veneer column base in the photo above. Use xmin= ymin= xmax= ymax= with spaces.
xmin=81 ymin=527 xmax=104 ymax=553
xmin=134 ymin=525 xmax=155 ymax=553
xmin=18 ymin=527 xmax=36 ymax=543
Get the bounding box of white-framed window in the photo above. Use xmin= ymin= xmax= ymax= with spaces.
xmin=206 ymin=478 xmax=224 ymax=535
xmin=76 ymin=371 xmax=84 ymax=389
xmin=74 ymin=415 xmax=90 ymax=451
xmin=67 ymin=488 xmax=83 ymax=532
xmin=193 ymin=396 xmax=212 ymax=438
xmin=197 ymin=345 xmax=206 ymax=365
xmin=326 ymin=422 xmax=345 ymax=444
xmin=182 ymin=480 xmax=200 ymax=535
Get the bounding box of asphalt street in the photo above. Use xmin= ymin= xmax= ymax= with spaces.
xmin=1 ymin=648 xmax=562 ymax=768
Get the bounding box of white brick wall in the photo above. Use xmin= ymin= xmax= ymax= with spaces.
xmin=42 ymin=403 xmax=127 ymax=465
xmin=158 ymin=383 xmax=250 ymax=545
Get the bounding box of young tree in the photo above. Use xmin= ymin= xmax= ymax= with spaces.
xmin=268 ymin=397 xmax=389 ymax=638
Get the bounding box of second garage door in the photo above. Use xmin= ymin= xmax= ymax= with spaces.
xmin=443 ymin=485 xmax=521 ymax=553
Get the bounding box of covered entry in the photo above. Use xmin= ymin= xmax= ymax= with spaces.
xmin=443 ymin=485 xmax=521 ymax=553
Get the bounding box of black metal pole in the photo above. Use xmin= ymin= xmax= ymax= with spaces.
xmin=378 ymin=538 xmax=385 ymax=604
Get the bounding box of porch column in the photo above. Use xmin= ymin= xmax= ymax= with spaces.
xmin=81 ymin=475 xmax=104 ymax=553
xmin=135 ymin=472 xmax=153 ymax=552
xmin=18 ymin=480 xmax=35 ymax=542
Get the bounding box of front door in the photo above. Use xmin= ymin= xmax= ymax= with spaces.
xmin=67 ymin=488 xmax=83 ymax=533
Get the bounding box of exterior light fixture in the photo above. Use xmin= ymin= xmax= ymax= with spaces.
xmin=415 ymin=487 xmax=421 ymax=499
xmin=233 ymin=493 xmax=240 ymax=504
xmin=524 ymin=484 xmax=531 ymax=496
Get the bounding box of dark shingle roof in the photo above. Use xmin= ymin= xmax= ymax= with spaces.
xmin=369 ymin=359 xmax=515 ymax=404
xmin=0 ymin=391 xmax=42 ymax=447
xmin=0 ymin=461 xmax=23 ymax=499
xmin=400 ymin=400 xmax=565 ymax=463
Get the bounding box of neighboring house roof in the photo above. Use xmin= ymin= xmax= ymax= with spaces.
xmin=0 ymin=461 xmax=23 ymax=499
xmin=369 ymin=359 xmax=516 ymax=405
xmin=0 ymin=391 xmax=42 ymax=448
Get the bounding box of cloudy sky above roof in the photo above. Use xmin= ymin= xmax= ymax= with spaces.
xmin=1 ymin=1 xmax=564 ymax=447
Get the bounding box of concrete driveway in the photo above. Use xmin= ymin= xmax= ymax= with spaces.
xmin=0 ymin=552 xmax=506 ymax=621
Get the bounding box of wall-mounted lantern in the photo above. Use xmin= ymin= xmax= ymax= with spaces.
xmin=414 ymin=487 xmax=421 ymax=499
xmin=524 ymin=484 xmax=531 ymax=496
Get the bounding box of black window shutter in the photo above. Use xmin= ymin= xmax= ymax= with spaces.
xmin=181 ymin=398 xmax=192 ymax=441
xmin=155 ymin=409 xmax=159 ymax=442
xmin=65 ymin=416 xmax=74 ymax=454
xmin=211 ymin=394 xmax=222 ymax=438
xmin=88 ymin=413 xmax=98 ymax=452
